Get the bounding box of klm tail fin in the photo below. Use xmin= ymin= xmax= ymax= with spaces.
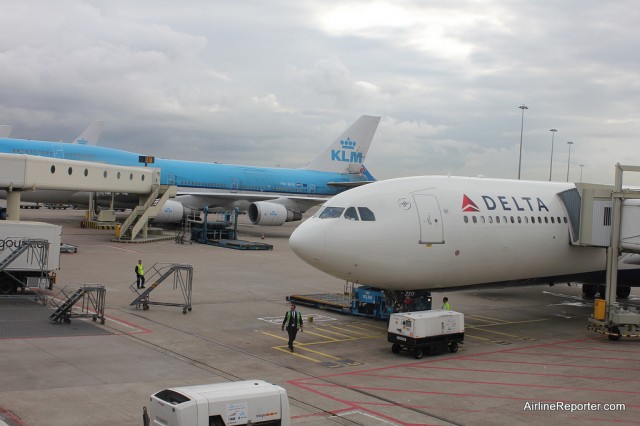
xmin=0 ymin=125 xmax=12 ymax=138
xmin=72 ymin=121 xmax=105 ymax=145
xmin=301 ymin=115 xmax=380 ymax=174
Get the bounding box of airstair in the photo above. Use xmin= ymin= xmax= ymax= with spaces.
xmin=130 ymin=263 xmax=193 ymax=314
xmin=117 ymin=184 xmax=177 ymax=241
xmin=49 ymin=284 xmax=106 ymax=324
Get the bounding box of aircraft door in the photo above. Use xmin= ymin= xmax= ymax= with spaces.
xmin=412 ymin=193 xmax=444 ymax=244
xmin=52 ymin=144 xmax=64 ymax=158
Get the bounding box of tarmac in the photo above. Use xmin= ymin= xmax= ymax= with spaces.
xmin=0 ymin=208 xmax=639 ymax=426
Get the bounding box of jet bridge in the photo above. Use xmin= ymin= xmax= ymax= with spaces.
xmin=561 ymin=164 xmax=640 ymax=340
xmin=0 ymin=153 xmax=177 ymax=240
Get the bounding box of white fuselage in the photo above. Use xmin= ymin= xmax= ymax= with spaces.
xmin=289 ymin=176 xmax=608 ymax=291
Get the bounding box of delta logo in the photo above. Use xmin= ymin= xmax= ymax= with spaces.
xmin=462 ymin=194 xmax=550 ymax=212
xmin=331 ymin=138 xmax=363 ymax=163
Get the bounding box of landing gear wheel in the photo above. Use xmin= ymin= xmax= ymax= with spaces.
xmin=617 ymin=286 xmax=631 ymax=298
xmin=182 ymin=308 xmax=187 ymax=314
xmin=100 ymin=319 xmax=105 ymax=325
xmin=582 ymin=284 xmax=597 ymax=298
xmin=391 ymin=343 xmax=401 ymax=354
xmin=188 ymin=307 xmax=192 ymax=312
xmin=608 ymin=326 xmax=622 ymax=341
xmin=449 ymin=342 xmax=459 ymax=353
xmin=414 ymin=349 xmax=424 ymax=359
xmin=92 ymin=315 xmax=97 ymax=322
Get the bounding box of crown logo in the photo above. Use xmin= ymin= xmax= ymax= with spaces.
xmin=340 ymin=138 xmax=356 ymax=149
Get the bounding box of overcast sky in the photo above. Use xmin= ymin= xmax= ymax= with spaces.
xmin=1 ymin=1 xmax=638 ymax=184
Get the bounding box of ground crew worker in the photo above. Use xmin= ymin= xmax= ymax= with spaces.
xmin=135 ymin=259 xmax=145 ymax=289
xmin=442 ymin=297 xmax=451 ymax=310
xmin=282 ymin=303 xmax=303 ymax=352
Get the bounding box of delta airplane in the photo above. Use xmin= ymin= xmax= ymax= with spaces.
xmin=289 ymin=175 xmax=639 ymax=301
xmin=0 ymin=115 xmax=380 ymax=225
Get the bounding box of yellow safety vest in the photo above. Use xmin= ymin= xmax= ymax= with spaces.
xmin=442 ymin=302 xmax=451 ymax=310
xmin=137 ymin=264 xmax=144 ymax=275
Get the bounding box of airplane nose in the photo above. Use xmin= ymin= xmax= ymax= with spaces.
xmin=289 ymin=220 xmax=326 ymax=263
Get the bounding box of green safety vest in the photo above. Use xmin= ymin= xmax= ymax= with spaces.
xmin=285 ymin=311 xmax=302 ymax=327
xmin=137 ymin=264 xmax=144 ymax=275
xmin=442 ymin=302 xmax=451 ymax=310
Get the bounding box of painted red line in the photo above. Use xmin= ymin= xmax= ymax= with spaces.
xmin=535 ymin=344 xmax=640 ymax=354
xmin=294 ymin=381 xmax=640 ymax=410
xmin=398 ymin=364 xmax=640 ymax=383
xmin=0 ymin=407 xmax=28 ymax=426
xmin=292 ymin=381 xmax=426 ymax=426
xmin=462 ymin=357 xmax=640 ymax=372
xmin=505 ymin=350 xmax=639 ymax=362
xmin=302 ymin=374 xmax=640 ymax=396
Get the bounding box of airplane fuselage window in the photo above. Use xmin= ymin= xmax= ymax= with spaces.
xmin=358 ymin=207 xmax=376 ymax=221
xmin=319 ymin=207 xmax=345 ymax=219
xmin=344 ymin=207 xmax=359 ymax=220
xmin=463 ymin=214 xmax=568 ymax=226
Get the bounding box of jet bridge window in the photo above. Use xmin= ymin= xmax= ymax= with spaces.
xmin=358 ymin=207 xmax=376 ymax=221
xmin=319 ymin=206 xmax=345 ymax=219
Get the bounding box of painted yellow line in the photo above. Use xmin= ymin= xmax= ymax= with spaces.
xmin=340 ymin=323 xmax=387 ymax=333
xmin=467 ymin=314 xmax=510 ymax=324
xmin=469 ymin=318 xmax=549 ymax=328
xmin=463 ymin=334 xmax=493 ymax=341
xmin=313 ymin=327 xmax=358 ymax=338
xmin=325 ymin=325 xmax=381 ymax=338
xmin=303 ymin=330 xmax=340 ymax=341
xmin=293 ymin=345 xmax=342 ymax=360
xmin=466 ymin=326 xmax=529 ymax=340
xmin=273 ymin=346 xmax=322 ymax=362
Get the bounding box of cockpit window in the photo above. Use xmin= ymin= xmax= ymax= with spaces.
xmin=319 ymin=207 xmax=345 ymax=219
xmin=344 ymin=207 xmax=359 ymax=220
xmin=358 ymin=207 xmax=375 ymax=221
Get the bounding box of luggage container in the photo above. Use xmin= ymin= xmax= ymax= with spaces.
xmin=387 ymin=310 xmax=464 ymax=359
xmin=149 ymin=380 xmax=290 ymax=426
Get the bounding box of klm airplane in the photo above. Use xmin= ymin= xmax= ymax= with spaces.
xmin=0 ymin=115 xmax=380 ymax=225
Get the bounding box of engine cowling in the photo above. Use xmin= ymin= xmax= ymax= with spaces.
xmin=152 ymin=200 xmax=194 ymax=224
xmin=248 ymin=202 xmax=302 ymax=226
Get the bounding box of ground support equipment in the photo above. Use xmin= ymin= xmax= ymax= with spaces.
xmin=130 ymin=263 xmax=193 ymax=314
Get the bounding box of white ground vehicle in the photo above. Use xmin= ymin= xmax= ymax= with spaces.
xmin=0 ymin=221 xmax=61 ymax=294
xmin=149 ymin=380 xmax=290 ymax=426
xmin=388 ymin=310 xmax=465 ymax=358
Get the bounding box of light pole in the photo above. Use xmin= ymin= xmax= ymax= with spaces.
xmin=517 ymin=104 xmax=528 ymax=180
xmin=549 ymin=129 xmax=557 ymax=181
xmin=579 ymin=164 xmax=584 ymax=182
xmin=566 ymin=141 xmax=574 ymax=182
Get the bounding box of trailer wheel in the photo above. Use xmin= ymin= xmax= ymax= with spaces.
xmin=391 ymin=343 xmax=401 ymax=354
xmin=449 ymin=342 xmax=459 ymax=353
xmin=414 ymin=349 xmax=424 ymax=359
xmin=0 ymin=279 xmax=14 ymax=295
xmin=143 ymin=302 xmax=149 ymax=311
xmin=608 ymin=326 xmax=622 ymax=341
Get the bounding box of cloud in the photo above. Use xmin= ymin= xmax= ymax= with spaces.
xmin=0 ymin=1 xmax=638 ymax=183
